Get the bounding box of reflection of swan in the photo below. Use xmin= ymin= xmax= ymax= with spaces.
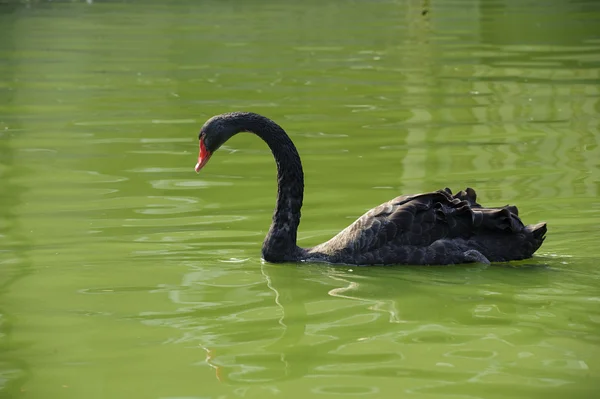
xmin=185 ymin=262 xmax=406 ymax=386
xmin=327 ymin=273 xmax=403 ymax=324
xmin=194 ymin=112 xmax=547 ymax=265
xmin=139 ymin=259 xmax=588 ymax=396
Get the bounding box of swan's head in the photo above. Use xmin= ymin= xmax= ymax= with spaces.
xmin=194 ymin=113 xmax=242 ymax=172
xmin=195 ymin=112 xmax=274 ymax=172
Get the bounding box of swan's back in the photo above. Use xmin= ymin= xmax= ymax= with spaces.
xmin=307 ymin=188 xmax=546 ymax=265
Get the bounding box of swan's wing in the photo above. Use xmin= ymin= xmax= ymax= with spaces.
xmin=317 ymin=188 xmax=524 ymax=254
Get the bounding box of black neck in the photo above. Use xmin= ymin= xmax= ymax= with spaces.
xmin=236 ymin=114 xmax=304 ymax=261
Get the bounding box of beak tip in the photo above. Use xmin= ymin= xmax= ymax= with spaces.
xmin=195 ymin=140 xmax=211 ymax=173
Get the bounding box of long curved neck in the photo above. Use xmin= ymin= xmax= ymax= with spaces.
xmin=240 ymin=114 xmax=304 ymax=262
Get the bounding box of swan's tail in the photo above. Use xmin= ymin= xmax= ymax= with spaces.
xmin=441 ymin=187 xmax=548 ymax=261
xmin=472 ymin=213 xmax=547 ymax=262
xmin=525 ymin=222 xmax=547 ymax=254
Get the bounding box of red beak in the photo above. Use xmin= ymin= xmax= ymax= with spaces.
xmin=195 ymin=138 xmax=212 ymax=172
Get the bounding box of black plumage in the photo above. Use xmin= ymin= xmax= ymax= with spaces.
xmin=195 ymin=112 xmax=547 ymax=266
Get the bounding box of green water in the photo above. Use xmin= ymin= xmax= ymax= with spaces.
xmin=1 ymin=0 xmax=599 ymax=398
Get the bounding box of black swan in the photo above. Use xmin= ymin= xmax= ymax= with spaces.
xmin=194 ymin=112 xmax=547 ymax=265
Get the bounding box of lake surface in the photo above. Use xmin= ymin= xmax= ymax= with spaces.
xmin=1 ymin=0 xmax=599 ymax=398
